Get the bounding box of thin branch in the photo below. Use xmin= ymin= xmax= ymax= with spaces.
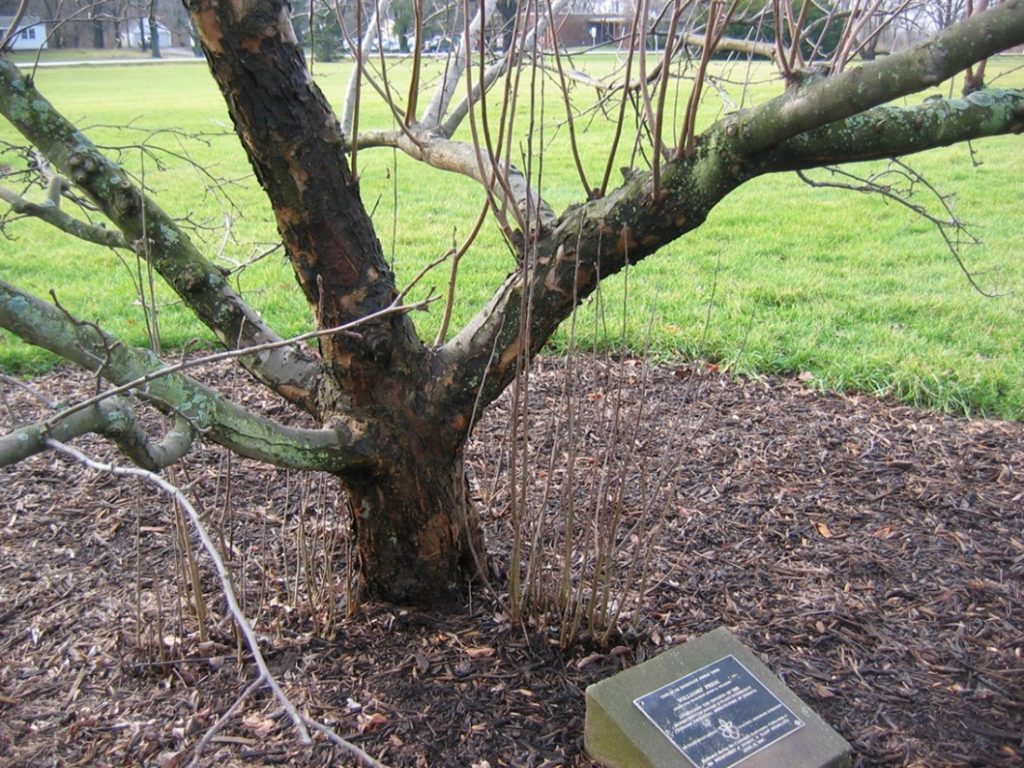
xmin=438 ymin=0 xmax=570 ymax=139
xmin=786 ymin=0 xmax=813 ymax=73
xmin=47 ymin=438 xmax=309 ymax=742
xmin=459 ymin=0 xmax=524 ymax=234
xmin=651 ymin=0 xmax=689 ymax=194
xmin=0 ymin=279 xmax=366 ymax=472
xmin=404 ymin=0 xmax=424 ymax=125
xmin=44 ymin=440 xmax=387 ymax=768
xmin=189 ymin=676 xmax=265 ymax=763
xmin=354 ymin=128 xmax=555 ymax=230
xmin=340 ymin=0 xmax=394 ymax=139
xmin=634 ymin=0 xmax=657 ymax=156
xmin=0 ymin=371 xmax=57 ymax=409
xmin=841 ymin=0 xmax=915 ymax=70
xmin=303 ymin=718 xmax=388 ymax=768
xmin=421 ymin=0 xmax=498 ymax=129
xmin=41 ymin=296 xmax=435 ymax=433
xmin=337 ymin=0 xmax=424 ymax=151
xmin=544 ymin=0 xmax=593 ymax=195
xmin=0 ymin=183 xmax=128 ymax=249
xmin=0 ymin=0 xmax=31 ymax=51
xmin=796 ymin=161 xmax=998 ymax=297
xmin=434 ymin=200 xmax=490 ymax=346
xmin=489 ymin=0 xmax=532 ymax=232
xmin=0 ymin=58 xmax=324 ymax=411
xmin=678 ymin=0 xmax=738 ymax=158
xmin=598 ymin=4 xmax=643 ymax=196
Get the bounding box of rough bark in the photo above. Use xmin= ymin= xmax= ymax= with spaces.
xmin=188 ymin=0 xmax=418 ymax=374
xmin=345 ymin=447 xmax=485 ymax=604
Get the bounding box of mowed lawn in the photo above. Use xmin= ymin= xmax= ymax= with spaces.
xmin=1 ymin=55 xmax=1022 ymax=417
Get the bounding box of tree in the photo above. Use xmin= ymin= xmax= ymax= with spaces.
xmin=391 ymin=0 xmax=415 ymax=52
xmin=309 ymin=1 xmax=348 ymax=61
xmin=147 ymin=0 xmax=161 ymax=57
xmin=1 ymin=0 xmax=1022 ymax=606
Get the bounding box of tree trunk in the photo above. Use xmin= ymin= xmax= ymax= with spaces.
xmin=185 ymin=0 xmax=489 ymax=604
xmin=148 ymin=3 xmax=161 ymax=60
xmin=341 ymin=446 xmax=484 ymax=605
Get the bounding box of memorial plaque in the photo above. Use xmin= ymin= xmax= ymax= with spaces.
xmin=633 ymin=655 xmax=803 ymax=768
xmin=584 ymin=627 xmax=852 ymax=768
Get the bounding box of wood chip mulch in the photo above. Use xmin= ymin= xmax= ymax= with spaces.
xmin=0 ymin=356 xmax=1021 ymax=767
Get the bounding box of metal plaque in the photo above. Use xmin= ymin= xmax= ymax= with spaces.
xmin=633 ymin=654 xmax=804 ymax=768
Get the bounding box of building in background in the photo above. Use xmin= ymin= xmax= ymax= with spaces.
xmin=119 ymin=18 xmax=172 ymax=49
xmin=0 ymin=15 xmax=48 ymax=50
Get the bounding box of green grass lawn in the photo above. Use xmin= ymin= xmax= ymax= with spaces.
xmin=1 ymin=55 xmax=1022 ymax=418
xmin=6 ymin=48 xmax=147 ymax=63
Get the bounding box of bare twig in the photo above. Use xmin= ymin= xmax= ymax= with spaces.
xmin=434 ymin=201 xmax=489 ymax=346
xmin=42 ymin=295 xmax=436 ymax=431
xmin=421 ymin=0 xmax=497 ymax=129
xmin=45 ymin=439 xmax=310 ymax=743
xmin=0 ymin=0 xmax=31 ymax=52
xmin=45 ymin=439 xmax=388 ymax=768
xmin=796 ymin=161 xmax=998 ymax=297
xmin=0 ymin=372 xmax=58 ymax=410
xmin=0 ymin=184 xmax=128 ymax=249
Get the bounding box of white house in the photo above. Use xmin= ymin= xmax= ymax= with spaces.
xmin=0 ymin=15 xmax=48 ymax=51
xmin=120 ymin=19 xmax=173 ymax=50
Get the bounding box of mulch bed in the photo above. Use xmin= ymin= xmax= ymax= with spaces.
xmin=0 ymin=356 xmax=1021 ymax=767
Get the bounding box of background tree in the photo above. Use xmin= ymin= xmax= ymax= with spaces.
xmin=718 ymin=0 xmax=846 ymax=60
xmin=146 ymin=0 xmax=160 ymax=56
xmin=391 ymin=0 xmax=415 ymax=51
xmin=1 ymin=0 xmax=1022 ymax=606
xmin=309 ymin=1 xmax=348 ymax=60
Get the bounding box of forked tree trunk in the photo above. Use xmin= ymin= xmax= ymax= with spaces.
xmin=341 ymin=448 xmax=484 ymax=604
xmin=187 ymin=0 xmax=489 ymax=603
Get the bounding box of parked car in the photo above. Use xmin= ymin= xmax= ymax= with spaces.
xmin=368 ymin=38 xmax=400 ymax=53
xmin=423 ymin=35 xmax=457 ymax=54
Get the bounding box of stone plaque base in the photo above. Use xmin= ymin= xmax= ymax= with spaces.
xmin=585 ymin=627 xmax=852 ymax=768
